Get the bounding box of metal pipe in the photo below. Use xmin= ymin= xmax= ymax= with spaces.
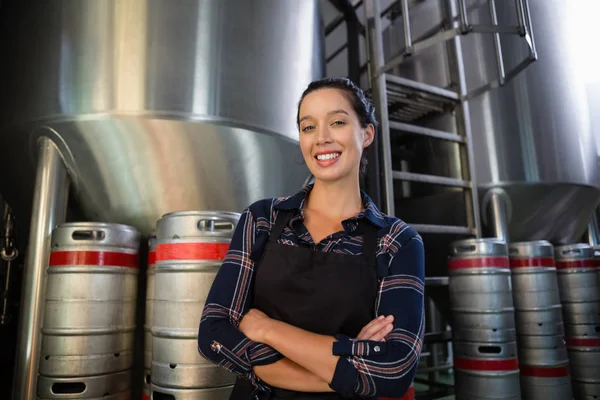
xmin=457 ymin=0 xmax=469 ymax=33
xmin=489 ymin=0 xmax=506 ymax=86
xmin=486 ymin=190 xmax=509 ymax=243
xmin=514 ymin=0 xmax=527 ymax=36
xmin=522 ymin=0 xmax=538 ymax=59
xmin=364 ymin=0 xmax=395 ymax=215
xmin=12 ymin=136 xmax=69 ymax=400
xmin=400 ymin=0 xmax=412 ymax=55
xmin=443 ymin=0 xmax=482 ymax=238
xmin=587 ymin=210 xmax=600 ymax=247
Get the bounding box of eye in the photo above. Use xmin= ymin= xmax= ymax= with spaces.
xmin=301 ymin=125 xmax=315 ymax=132
xmin=331 ymin=120 xmax=346 ymax=126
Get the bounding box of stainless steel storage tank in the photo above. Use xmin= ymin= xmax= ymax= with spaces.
xmin=0 ymin=0 xmax=324 ymax=237
xmin=384 ymin=0 xmax=600 ymax=244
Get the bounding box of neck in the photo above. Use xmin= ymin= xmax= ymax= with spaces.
xmin=306 ymin=176 xmax=363 ymax=220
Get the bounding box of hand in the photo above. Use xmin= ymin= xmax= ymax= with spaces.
xmin=239 ymin=308 xmax=273 ymax=343
xmin=357 ymin=315 xmax=394 ymax=341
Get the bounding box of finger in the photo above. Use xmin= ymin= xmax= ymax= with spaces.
xmin=357 ymin=316 xmax=394 ymax=340
xmin=368 ymin=323 xmax=394 ymax=341
xmin=357 ymin=315 xmax=385 ymax=337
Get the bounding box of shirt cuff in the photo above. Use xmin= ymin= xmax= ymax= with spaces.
xmin=332 ymin=334 xmax=389 ymax=357
xmin=328 ymin=356 xmax=359 ymax=398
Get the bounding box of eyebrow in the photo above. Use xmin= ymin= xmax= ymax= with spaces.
xmin=299 ymin=109 xmax=349 ymax=123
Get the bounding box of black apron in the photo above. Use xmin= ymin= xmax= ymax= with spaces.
xmin=229 ymin=209 xmax=380 ymax=400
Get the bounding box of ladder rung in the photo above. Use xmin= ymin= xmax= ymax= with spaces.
xmin=424 ymin=330 xmax=452 ymax=343
xmin=385 ymin=73 xmax=459 ymax=101
xmin=409 ymin=224 xmax=475 ymax=235
xmin=389 ymin=121 xmax=465 ymax=143
xmin=392 ymin=171 xmax=471 ymax=188
xmin=425 ymin=276 xmax=449 ymax=286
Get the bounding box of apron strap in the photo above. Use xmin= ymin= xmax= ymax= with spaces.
xmin=361 ymin=222 xmax=380 ymax=268
xmin=268 ymin=209 xmax=295 ymax=243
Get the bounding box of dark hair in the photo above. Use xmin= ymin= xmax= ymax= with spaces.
xmin=296 ymin=77 xmax=379 ymax=176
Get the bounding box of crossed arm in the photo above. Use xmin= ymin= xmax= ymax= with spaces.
xmin=245 ymin=314 xmax=395 ymax=392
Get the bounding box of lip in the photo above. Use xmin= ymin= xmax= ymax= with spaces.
xmin=314 ymin=151 xmax=342 ymax=167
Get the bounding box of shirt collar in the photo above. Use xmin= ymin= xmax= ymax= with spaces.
xmin=274 ymin=184 xmax=387 ymax=228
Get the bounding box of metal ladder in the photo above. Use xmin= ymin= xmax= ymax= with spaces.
xmin=363 ymin=0 xmax=537 ymax=237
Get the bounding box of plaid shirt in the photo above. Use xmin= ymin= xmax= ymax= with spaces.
xmin=198 ymin=185 xmax=425 ymax=398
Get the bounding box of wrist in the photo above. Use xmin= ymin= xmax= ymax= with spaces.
xmin=261 ymin=318 xmax=280 ymax=345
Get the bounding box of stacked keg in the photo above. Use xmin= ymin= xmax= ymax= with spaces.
xmin=143 ymin=234 xmax=157 ymax=400
xmin=38 ymin=222 xmax=140 ymax=400
xmin=554 ymin=244 xmax=600 ymax=398
xmin=448 ymin=238 xmax=521 ymax=399
xmin=508 ymin=241 xmax=572 ymax=399
xmin=151 ymin=211 xmax=240 ymax=399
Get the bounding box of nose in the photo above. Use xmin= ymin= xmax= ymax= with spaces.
xmin=315 ymin=124 xmax=333 ymax=145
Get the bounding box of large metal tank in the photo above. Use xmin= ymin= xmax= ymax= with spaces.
xmin=383 ymin=0 xmax=600 ymax=244
xmin=0 ymin=0 xmax=324 ymax=237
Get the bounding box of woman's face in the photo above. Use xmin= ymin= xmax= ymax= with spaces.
xmin=297 ymin=88 xmax=374 ymax=183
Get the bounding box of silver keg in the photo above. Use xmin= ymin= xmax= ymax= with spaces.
xmin=554 ymin=244 xmax=599 ymax=309
xmin=37 ymin=365 xmax=132 ymax=400
xmin=40 ymin=222 xmax=140 ymax=378
xmin=449 ymin=238 xmax=516 ymax=343
xmin=517 ymin=335 xmax=572 ymax=399
xmin=151 ymin=384 xmax=234 ymax=400
xmin=453 ymin=341 xmax=521 ymax=399
xmin=508 ymin=241 xmax=564 ymax=336
xmin=145 ymin=233 xmax=157 ymax=386
xmin=152 ymin=211 xmax=240 ymax=391
xmin=565 ymin=333 xmax=600 ymax=391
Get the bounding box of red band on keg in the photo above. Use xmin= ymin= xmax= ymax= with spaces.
xmin=156 ymin=242 xmax=230 ymax=261
xmin=565 ymin=337 xmax=600 ymax=347
xmin=49 ymin=251 xmax=139 ymax=268
xmin=148 ymin=251 xmax=156 ymax=265
xmin=142 ymin=395 xmax=151 ymax=400
xmin=454 ymin=357 xmax=519 ymax=371
xmin=509 ymin=257 xmax=555 ymax=268
xmin=520 ymin=364 xmax=570 ymax=378
xmin=555 ymin=259 xmax=596 ymax=269
xmin=448 ymin=257 xmax=509 ymax=270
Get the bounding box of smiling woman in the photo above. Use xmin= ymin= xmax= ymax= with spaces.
xmin=197 ymin=77 xmax=424 ymax=400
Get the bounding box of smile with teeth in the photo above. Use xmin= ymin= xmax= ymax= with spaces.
xmin=316 ymin=152 xmax=341 ymax=161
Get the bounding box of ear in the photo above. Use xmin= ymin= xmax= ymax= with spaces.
xmin=363 ymin=124 xmax=375 ymax=148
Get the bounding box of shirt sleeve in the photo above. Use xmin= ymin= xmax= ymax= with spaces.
xmin=328 ymin=232 xmax=425 ymax=398
xmin=197 ymin=206 xmax=284 ymax=383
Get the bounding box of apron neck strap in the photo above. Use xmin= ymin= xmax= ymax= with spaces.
xmin=361 ymin=222 xmax=379 ymax=266
xmin=269 ymin=209 xmax=295 ymax=243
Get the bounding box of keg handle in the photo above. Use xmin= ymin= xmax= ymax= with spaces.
xmin=71 ymin=230 xmax=106 ymax=241
xmin=51 ymin=382 xmax=86 ymax=394
xmin=453 ymin=244 xmax=477 ymax=254
xmin=559 ymin=249 xmax=581 ymax=257
xmin=477 ymin=345 xmax=501 ymax=354
xmin=196 ymin=218 xmax=236 ymax=233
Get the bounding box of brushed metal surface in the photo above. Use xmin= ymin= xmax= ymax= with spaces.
xmin=383 ymin=0 xmax=600 ymax=244
xmin=0 ymin=0 xmax=324 ymax=237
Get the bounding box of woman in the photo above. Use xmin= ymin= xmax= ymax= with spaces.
xmin=198 ymin=77 xmax=424 ymax=400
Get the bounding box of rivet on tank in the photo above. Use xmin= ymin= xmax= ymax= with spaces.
xmin=151 ymin=211 xmax=240 ymax=398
